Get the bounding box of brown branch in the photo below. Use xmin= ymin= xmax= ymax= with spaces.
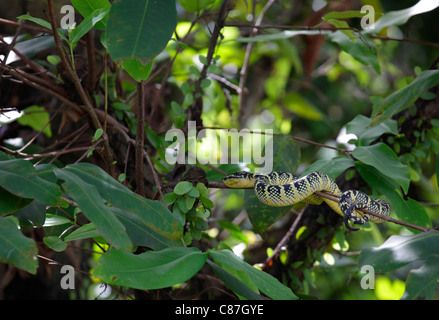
xmin=187 ymin=0 xmax=233 ymax=124
xmin=46 ymin=0 xmax=115 ymax=178
xmin=135 ymin=81 xmax=146 ymax=197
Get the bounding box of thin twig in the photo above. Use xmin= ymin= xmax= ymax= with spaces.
xmin=238 ymin=0 xmax=277 ymax=124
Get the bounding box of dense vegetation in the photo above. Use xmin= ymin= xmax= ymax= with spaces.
xmin=0 ymin=0 xmax=439 ymax=300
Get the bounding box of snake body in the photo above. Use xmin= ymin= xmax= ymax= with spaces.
xmin=223 ymin=171 xmax=391 ymax=231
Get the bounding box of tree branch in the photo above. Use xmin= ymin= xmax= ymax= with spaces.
xmin=46 ymin=0 xmax=116 ymax=177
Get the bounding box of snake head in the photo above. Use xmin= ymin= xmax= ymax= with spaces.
xmin=223 ymin=171 xmax=255 ymax=188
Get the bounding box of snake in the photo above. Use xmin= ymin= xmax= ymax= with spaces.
xmin=222 ymin=171 xmax=391 ymax=231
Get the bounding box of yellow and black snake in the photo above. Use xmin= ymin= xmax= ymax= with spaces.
xmin=223 ymin=171 xmax=391 ymax=231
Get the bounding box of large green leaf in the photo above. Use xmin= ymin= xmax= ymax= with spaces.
xmin=208 ymin=249 xmax=298 ymax=300
xmin=346 ymin=114 xmax=398 ymax=146
xmin=69 ymin=8 xmax=110 ymax=44
xmin=111 ymin=207 xmax=182 ymax=250
xmin=359 ymin=231 xmax=439 ymax=273
xmin=0 ymin=159 xmax=62 ymax=206
xmin=54 ymin=169 xmax=133 ymax=251
xmin=94 ymin=247 xmax=207 ymax=290
xmin=329 ymin=31 xmax=380 ymax=73
xmin=106 ymin=0 xmax=176 ymax=62
xmin=370 ymin=70 xmax=439 ymax=126
xmin=0 ymin=217 xmax=38 ymax=274
xmin=402 ymin=254 xmax=439 ymax=300
xmin=60 ymin=163 xmax=183 ymax=240
xmin=356 ymin=163 xmax=431 ymax=231
xmin=301 ymin=157 xmax=355 ymax=179
xmin=245 ymin=135 xmax=300 ymax=236
xmin=353 ymin=143 xmax=410 ymax=193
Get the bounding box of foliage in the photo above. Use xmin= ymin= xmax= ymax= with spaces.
xmin=0 ymin=0 xmax=439 ymax=300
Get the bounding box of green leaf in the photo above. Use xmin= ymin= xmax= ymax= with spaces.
xmin=207 ymin=260 xmax=263 ymax=300
xmin=302 ymin=157 xmax=355 ymax=179
xmin=94 ymin=247 xmax=207 ymax=290
xmin=196 ymin=182 xmax=208 ymax=197
xmin=0 ymin=217 xmax=38 ymax=274
xmin=106 ymin=0 xmax=177 ymax=62
xmin=208 ymin=249 xmax=298 ymax=300
xmin=69 ymin=8 xmax=109 ymax=44
xmin=17 ymin=14 xmax=68 ymax=42
xmin=112 ymin=207 xmax=182 ymax=250
xmin=17 ymin=105 xmax=52 ymax=138
xmin=179 ymin=0 xmax=215 ymax=12
xmin=329 ymin=31 xmax=379 ymax=73
xmin=71 ymin=0 xmax=111 ymax=30
xmin=174 ymin=181 xmax=193 ymax=195
xmin=44 ymin=236 xmax=68 ymax=252
xmin=64 ymin=223 xmax=101 ymax=242
xmin=58 ymin=163 xmax=183 ymax=240
xmin=0 ymin=186 xmax=33 ymax=215
xmin=359 ymin=231 xmax=439 ymax=273
xmin=199 ymin=196 xmax=214 ymax=209
xmin=326 ymin=19 xmax=356 ymax=42
xmin=163 ymin=192 xmax=178 ymax=205
xmin=43 ymin=214 xmax=72 ymax=227
xmin=283 ymin=92 xmax=324 ymax=121
xmin=353 ymin=143 xmax=410 ymax=193
xmin=121 ymin=59 xmax=153 ymax=82
xmin=92 ymin=128 xmax=103 ymax=142
xmin=371 ymin=70 xmax=439 ymax=126
xmin=356 ymin=162 xmax=431 ymax=231
xmin=402 ymin=254 xmax=439 ymax=300
xmin=346 ymin=114 xmax=399 ymax=146
xmin=0 ymin=159 xmax=62 ymax=206
xmin=54 ymin=169 xmax=133 ymax=251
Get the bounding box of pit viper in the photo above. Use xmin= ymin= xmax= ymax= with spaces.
xmin=223 ymin=171 xmax=391 ymax=231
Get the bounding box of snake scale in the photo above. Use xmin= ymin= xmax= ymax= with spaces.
xmin=223 ymin=171 xmax=391 ymax=231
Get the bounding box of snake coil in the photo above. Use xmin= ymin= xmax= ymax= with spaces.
xmin=223 ymin=171 xmax=391 ymax=231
